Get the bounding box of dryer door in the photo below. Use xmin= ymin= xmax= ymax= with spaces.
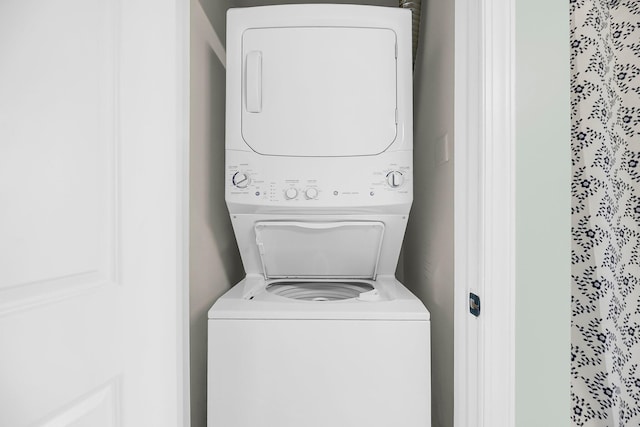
xmin=241 ymin=27 xmax=397 ymax=157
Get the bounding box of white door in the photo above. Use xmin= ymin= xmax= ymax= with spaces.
xmin=0 ymin=1 xmax=189 ymax=426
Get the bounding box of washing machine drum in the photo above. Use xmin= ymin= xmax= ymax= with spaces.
xmin=266 ymin=281 xmax=375 ymax=301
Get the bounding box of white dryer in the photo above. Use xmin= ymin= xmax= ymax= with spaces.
xmin=208 ymin=5 xmax=430 ymax=427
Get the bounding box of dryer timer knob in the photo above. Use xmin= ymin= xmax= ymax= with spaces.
xmin=305 ymin=188 xmax=319 ymax=199
xmin=386 ymin=171 xmax=404 ymax=188
xmin=232 ymin=172 xmax=250 ymax=188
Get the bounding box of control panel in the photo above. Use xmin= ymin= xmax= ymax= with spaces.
xmin=226 ymin=151 xmax=412 ymax=207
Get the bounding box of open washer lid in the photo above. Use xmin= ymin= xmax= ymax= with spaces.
xmin=254 ymin=221 xmax=385 ymax=279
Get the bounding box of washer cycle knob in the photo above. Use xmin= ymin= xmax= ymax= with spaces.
xmin=232 ymin=172 xmax=250 ymax=188
xmin=386 ymin=171 xmax=404 ymax=188
xmin=284 ymin=188 xmax=298 ymax=200
xmin=305 ymin=188 xmax=319 ymax=199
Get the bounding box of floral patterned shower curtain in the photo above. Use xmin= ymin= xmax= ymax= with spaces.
xmin=572 ymin=0 xmax=640 ymax=425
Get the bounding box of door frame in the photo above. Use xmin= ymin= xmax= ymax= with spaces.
xmin=454 ymin=0 xmax=516 ymax=426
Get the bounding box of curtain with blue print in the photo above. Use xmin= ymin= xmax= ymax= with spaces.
xmin=571 ymin=0 xmax=640 ymax=425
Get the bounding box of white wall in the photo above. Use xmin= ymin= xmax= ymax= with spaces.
xmin=402 ymin=1 xmax=455 ymax=426
xmin=190 ymin=2 xmax=244 ymax=427
xmin=515 ymin=0 xmax=570 ymax=425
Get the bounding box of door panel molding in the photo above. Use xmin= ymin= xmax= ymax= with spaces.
xmin=0 ymin=0 xmax=120 ymax=317
xmin=0 ymin=274 xmax=112 ymax=317
xmin=37 ymin=379 xmax=121 ymax=427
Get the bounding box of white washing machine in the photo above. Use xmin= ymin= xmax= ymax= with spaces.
xmin=208 ymin=5 xmax=430 ymax=427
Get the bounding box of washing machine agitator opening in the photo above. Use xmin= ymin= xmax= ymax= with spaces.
xmin=266 ymin=281 xmax=375 ymax=301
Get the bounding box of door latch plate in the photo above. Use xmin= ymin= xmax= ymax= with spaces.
xmin=469 ymin=293 xmax=481 ymax=317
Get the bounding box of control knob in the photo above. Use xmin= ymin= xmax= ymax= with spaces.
xmin=232 ymin=172 xmax=250 ymax=189
xmin=305 ymin=188 xmax=319 ymax=200
xmin=284 ymin=188 xmax=298 ymax=200
xmin=386 ymin=171 xmax=404 ymax=188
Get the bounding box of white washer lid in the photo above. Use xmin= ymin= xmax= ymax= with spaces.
xmin=254 ymin=221 xmax=385 ymax=279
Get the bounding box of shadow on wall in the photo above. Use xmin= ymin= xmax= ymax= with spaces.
xmin=189 ymin=23 xmax=244 ymax=427
xmin=204 ymin=52 xmax=243 ymax=283
xmin=401 ymin=0 xmax=455 ymax=426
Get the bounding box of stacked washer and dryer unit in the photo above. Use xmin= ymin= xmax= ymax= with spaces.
xmin=208 ymin=4 xmax=431 ymax=427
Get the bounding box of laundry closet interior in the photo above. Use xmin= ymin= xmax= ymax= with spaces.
xmin=189 ymin=0 xmax=454 ymax=426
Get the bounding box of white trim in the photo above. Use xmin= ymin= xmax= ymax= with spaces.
xmin=454 ymin=0 xmax=483 ymax=424
xmin=176 ymin=0 xmax=191 ymax=426
xmin=454 ymin=0 xmax=515 ymax=425
xmin=481 ymin=0 xmax=516 ymax=424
